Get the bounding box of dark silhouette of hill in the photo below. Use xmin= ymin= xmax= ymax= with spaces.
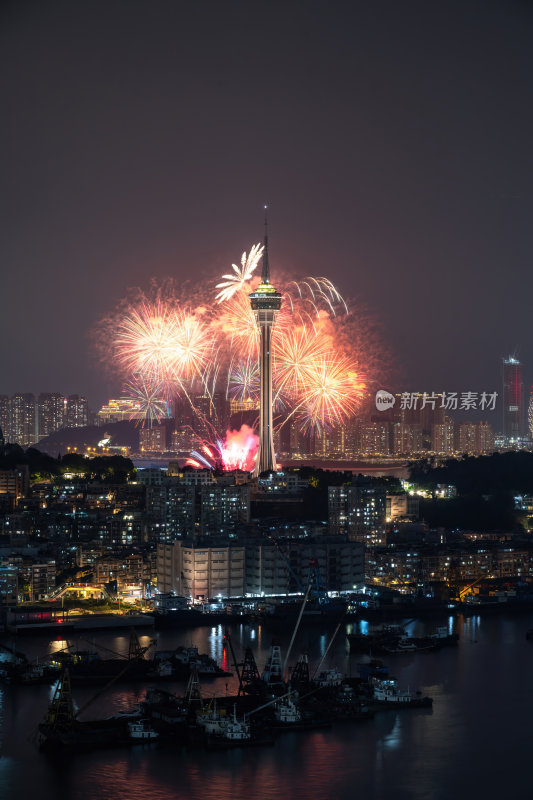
xmin=410 ymin=452 xmax=533 ymax=495
xmin=33 ymin=420 xmax=144 ymax=455
xmin=410 ymin=452 xmax=533 ymax=531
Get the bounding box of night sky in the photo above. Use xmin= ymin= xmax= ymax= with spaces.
xmin=2 ymin=0 xmax=532 ymax=408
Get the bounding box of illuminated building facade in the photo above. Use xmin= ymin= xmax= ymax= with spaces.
xmin=97 ymin=397 xmax=144 ymax=424
xmin=458 ymin=422 xmax=477 ymax=454
xmin=0 ymin=565 xmax=18 ymax=606
xmin=476 ymin=421 xmax=495 ymax=453
xmin=37 ymin=392 xmax=66 ymax=439
xmin=386 ymin=492 xmax=420 ymax=520
xmin=9 ymin=393 xmax=36 ymax=447
xmin=392 ymin=422 xmax=423 ymax=455
xmin=249 ymin=220 xmax=282 ymax=475
xmin=503 ymin=356 xmax=524 ymax=439
xmin=359 ymin=421 xmax=390 ymax=456
xmin=0 ymin=396 xmax=9 ymax=443
xmin=66 ymin=394 xmax=89 ymax=428
xmin=431 ymin=416 xmax=455 ymax=454
xmin=139 ymin=425 xmax=167 ymax=453
xmin=328 ymin=480 xmax=387 ymax=546
xmin=458 ymin=421 xmax=494 ymax=455
xmin=199 ymin=484 xmax=250 ymax=533
xmin=156 ymin=537 xmax=364 ymax=598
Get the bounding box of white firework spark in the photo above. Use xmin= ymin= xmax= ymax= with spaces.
xmin=124 ymin=375 xmax=169 ymax=428
xmin=215 ymin=243 xmax=264 ymax=303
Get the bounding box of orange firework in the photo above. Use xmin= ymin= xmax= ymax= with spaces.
xmin=172 ymin=307 xmax=215 ymax=381
xmin=94 ymin=241 xmax=388 ymax=445
xmin=111 ymin=297 xmax=215 ymax=393
xmin=297 ymin=353 xmax=366 ymax=433
xmin=114 ymin=300 xmax=181 ymax=384
xmin=273 ymin=325 xmax=330 ymax=400
xmin=215 ymin=288 xmax=259 ymax=363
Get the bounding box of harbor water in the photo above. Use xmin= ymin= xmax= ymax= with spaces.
xmin=1 ymin=613 xmax=532 ymax=800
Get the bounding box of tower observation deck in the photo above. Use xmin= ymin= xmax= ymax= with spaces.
xmin=249 ymin=217 xmax=282 ymax=475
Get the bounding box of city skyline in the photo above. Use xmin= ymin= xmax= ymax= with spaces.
xmin=2 ymin=1 xmax=533 ymax=405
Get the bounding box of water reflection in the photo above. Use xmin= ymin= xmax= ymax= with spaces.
xmin=208 ymin=625 xmax=224 ymax=661
xmin=382 ymin=715 xmax=402 ymax=750
xmin=3 ymin=615 xmax=533 ymax=800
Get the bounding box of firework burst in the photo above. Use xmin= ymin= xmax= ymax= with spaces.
xmin=95 ymin=240 xmax=388 ymax=463
xmin=228 ymin=357 xmax=260 ymax=403
xmin=186 ymin=425 xmax=258 ymax=471
xmin=114 ymin=300 xmax=181 ymax=384
xmin=273 ymin=325 xmax=330 ymax=400
xmin=215 ymin=243 xmax=264 ymax=303
xmin=124 ymin=375 xmax=170 ymax=427
xmin=296 ymin=354 xmax=366 ymax=433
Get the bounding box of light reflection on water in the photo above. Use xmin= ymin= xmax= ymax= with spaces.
xmin=2 ymin=614 xmax=533 ymax=800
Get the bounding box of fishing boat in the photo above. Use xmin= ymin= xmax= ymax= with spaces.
xmin=371 ymin=678 xmax=432 ymax=708
xmin=314 ymin=668 xmax=344 ymax=687
xmin=328 ymin=684 xmax=374 ymax=721
xmin=274 ymin=694 xmax=302 ymax=724
xmin=128 ymin=720 xmax=159 ymax=741
xmin=196 ymin=700 xmax=227 ymax=735
xmin=38 ymin=669 xmax=141 ymax=752
xmin=381 ymin=636 xmax=435 ymax=654
xmin=155 ymin=645 xmax=231 ymax=678
xmin=140 ymin=688 xmax=189 ymax=727
xmin=206 ymin=706 xmax=253 ymax=748
xmin=14 ymin=661 xmax=61 ymax=685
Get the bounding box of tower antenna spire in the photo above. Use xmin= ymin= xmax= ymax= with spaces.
xmin=262 ymin=204 xmax=269 ymax=283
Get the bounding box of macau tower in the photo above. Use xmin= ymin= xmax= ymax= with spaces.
xmin=250 ymin=214 xmax=282 ymax=475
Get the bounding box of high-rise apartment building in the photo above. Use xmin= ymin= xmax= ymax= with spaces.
xmin=328 ymin=479 xmax=387 ymax=546
xmin=458 ymin=422 xmax=477 ymax=454
xmin=503 ymin=356 xmax=523 ymax=439
xmin=66 ymin=395 xmax=89 ymax=428
xmin=139 ymin=425 xmax=167 ymax=453
xmin=457 ymin=421 xmax=494 ymax=455
xmin=9 ymin=393 xmax=36 ymax=447
xmin=528 ymin=386 xmax=533 ymax=439
xmin=359 ymin=421 xmax=390 ymax=455
xmin=476 ymin=422 xmax=494 ymax=454
xmin=200 ymin=484 xmax=250 ymax=534
xmin=37 ymin=393 xmax=66 ymax=440
xmin=431 ymin=416 xmax=455 ymax=453
xmin=392 ymin=422 xmax=423 ymax=455
xmin=0 ymin=396 xmax=9 ymax=442
xmin=171 ymin=427 xmax=195 ymax=454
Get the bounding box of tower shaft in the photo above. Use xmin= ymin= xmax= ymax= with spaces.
xmin=257 ymin=321 xmax=276 ymax=474
xmin=249 ymin=223 xmax=282 ymax=476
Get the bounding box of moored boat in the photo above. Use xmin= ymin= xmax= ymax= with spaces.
xmin=371 ymin=677 xmax=432 ymax=708
xmin=128 ymin=719 xmax=159 ymax=741
xmin=314 ymin=668 xmax=344 ymax=687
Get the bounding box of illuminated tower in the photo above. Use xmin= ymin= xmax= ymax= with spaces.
xmin=502 ymin=356 xmax=524 ymax=440
xmin=250 ymin=214 xmax=282 ymax=475
xmin=527 ymin=386 xmax=533 ymax=439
